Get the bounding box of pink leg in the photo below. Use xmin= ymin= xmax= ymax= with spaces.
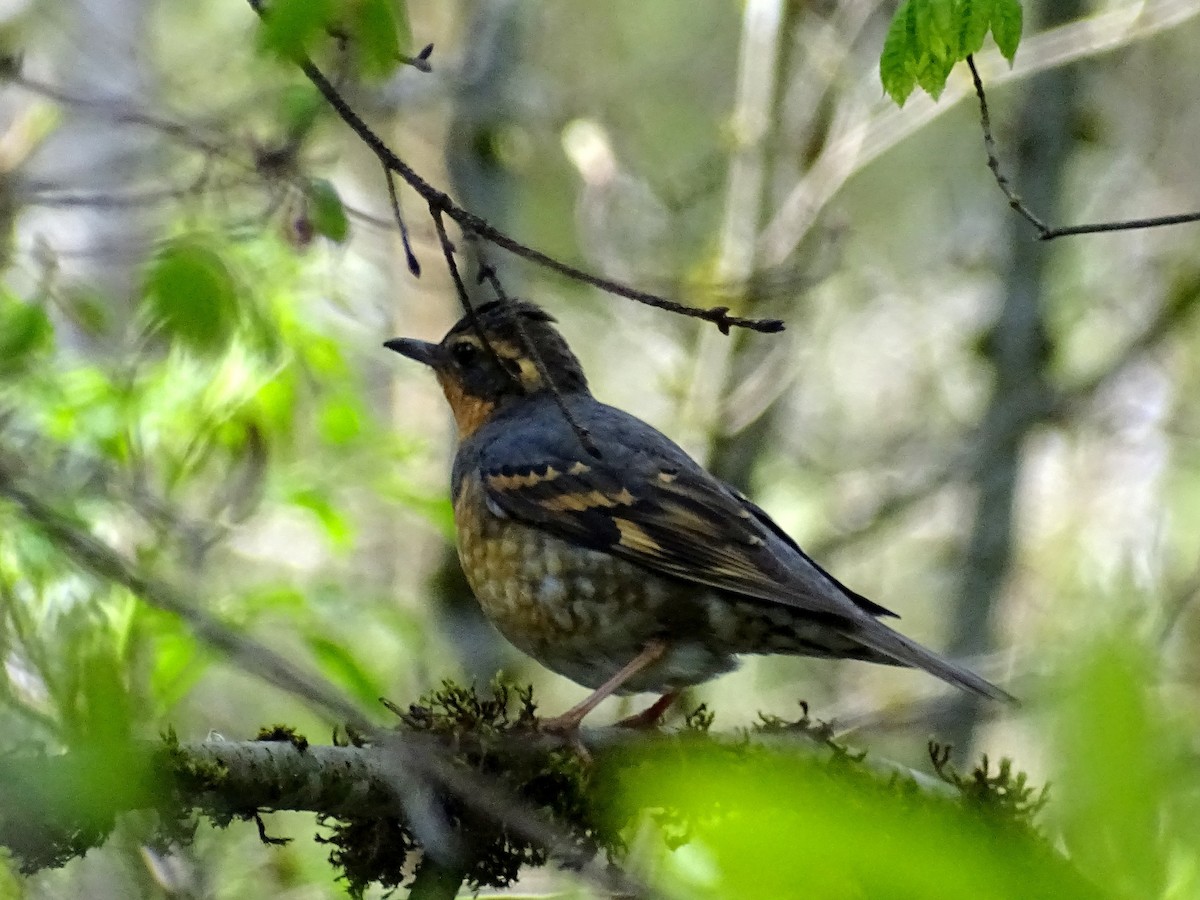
xmin=539 ymin=640 xmax=668 ymax=734
xmin=615 ymin=690 xmax=680 ymax=729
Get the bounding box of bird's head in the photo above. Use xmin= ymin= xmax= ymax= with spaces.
xmin=385 ymin=300 xmax=590 ymax=438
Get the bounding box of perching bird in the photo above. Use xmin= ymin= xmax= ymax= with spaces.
xmin=386 ymin=301 xmax=1014 ymax=731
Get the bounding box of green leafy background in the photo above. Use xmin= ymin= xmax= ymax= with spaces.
xmin=2 ymin=0 xmax=1200 ymax=897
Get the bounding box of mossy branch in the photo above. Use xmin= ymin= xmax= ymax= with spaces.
xmin=0 ymin=683 xmax=1073 ymax=899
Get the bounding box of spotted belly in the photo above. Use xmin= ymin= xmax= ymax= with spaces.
xmin=453 ymin=475 xmax=740 ymax=692
xmin=452 ymin=475 xmax=879 ymax=692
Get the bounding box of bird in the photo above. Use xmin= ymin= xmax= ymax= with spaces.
xmin=385 ymin=300 xmax=1015 ymax=732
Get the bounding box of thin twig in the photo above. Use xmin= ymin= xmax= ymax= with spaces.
xmin=966 ymin=55 xmax=1048 ymax=234
xmin=384 ymin=165 xmax=421 ymax=276
xmin=429 ymin=207 xmax=526 ymax=445
xmin=430 ymin=215 xmax=599 ymax=456
xmin=11 ymin=74 xmax=396 ymax=233
xmin=1041 ymin=211 xmax=1200 ymax=239
xmin=967 ymin=54 xmax=1200 ymax=241
xmin=242 ymin=0 xmax=782 ymax=335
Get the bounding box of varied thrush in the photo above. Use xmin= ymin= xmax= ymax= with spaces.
xmin=386 ymin=301 xmax=1014 ymax=730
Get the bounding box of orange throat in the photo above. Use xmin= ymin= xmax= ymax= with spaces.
xmin=436 ymin=372 xmax=496 ymax=439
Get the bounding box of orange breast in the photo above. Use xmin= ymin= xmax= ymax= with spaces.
xmin=435 ymin=372 xmax=496 ymax=438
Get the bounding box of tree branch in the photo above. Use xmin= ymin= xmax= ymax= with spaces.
xmin=0 ymin=690 xmax=1083 ymax=900
xmin=0 ymin=717 xmax=997 ymax=882
xmin=967 ymin=54 xmax=1200 ymax=240
xmin=243 ymin=0 xmax=783 ymax=336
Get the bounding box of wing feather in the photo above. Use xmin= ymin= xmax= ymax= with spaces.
xmin=469 ymin=403 xmax=1014 ymax=704
xmin=480 ymin=456 xmax=886 ymax=621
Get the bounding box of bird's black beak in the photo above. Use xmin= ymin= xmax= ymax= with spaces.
xmin=384 ymin=337 xmax=442 ymax=368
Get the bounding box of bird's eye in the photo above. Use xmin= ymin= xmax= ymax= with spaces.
xmin=450 ymin=341 xmax=480 ymax=367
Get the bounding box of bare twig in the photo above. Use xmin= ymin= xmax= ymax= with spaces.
xmin=384 ymin=165 xmax=421 ymax=276
xmin=244 ymin=0 xmax=782 ymax=335
xmin=10 ymin=75 xmax=396 ymax=232
xmin=0 ymin=728 xmax=958 ymax=847
xmin=1041 ymin=212 xmax=1200 ymax=239
xmin=430 ymin=199 xmax=600 ymax=456
xmin=967 ymin=54 xmax=1200 ymax=241
xmin=966 ymin=56 xmax=1048 ymax=234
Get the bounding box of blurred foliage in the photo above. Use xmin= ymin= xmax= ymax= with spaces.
xmin=258 ymin=0 xmax=410 ymax=77
xmin=594 ymin=637 xmax=1196 ymax=899
xmin=0 ymin=215 xmax=441 ymax=745
xmin=607 ymin=747 xmax=1073 ymax=899
xmin=11 ymin=650 xmax=1195 ymax=899
xmin=306 ymin=178 xmax=350 ymax=244
xmin=1 ymin=0 xmax=1199 ymax=896
xmin=1052 ymin=641 xmax=1200 ymax=900
xmin=144 ymin=237 xmax=240 ymax=355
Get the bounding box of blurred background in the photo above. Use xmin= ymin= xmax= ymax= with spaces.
xmin=2 ymin=0 xmax=1199 ymax=896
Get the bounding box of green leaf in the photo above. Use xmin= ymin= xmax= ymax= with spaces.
xmin=150 ymin=629 xmax=209 ymax=715
xmin=258 ymin=0 xmax=334 ymax=62
xmin=303 ymin=334 xmax=350 ymax=377
xmin=290 ymin=487 xmax=353 ymax=549
xmin=352 ymin=0 xmax=401 ymax=78
xmin=958 ymin=0 xmax=991 ymax=56
xmin=253 ymin=371 xmax=298 ymax=437
xmin=279 ymin=84 xmax=322 ymax=137
xmin=241 ymin=585 xmax=307 ymax=618
xmin=308 ymin=178 xmax=349 ymax=243
xmin=393 ymin=0 xmax=412 ymax=55
xmin=878 ymin=0 xmax=1025 ymax=105
xmin=307 ymin=634 xmax=382 ymax=707
xmin=64 ymin=639 xmax=132 ymax=747
xmin=990 ymin=0 xmax=1023 ymax=62
xmin=0 ymin=292 xmax=52 ymax=375
xmin=921 ymin=0 xmax=957 ymax=59
xmin=144 ymin=239 xmax=239 ymax=354
xmin=880 ymin=2 xmax=918 ymax=105
xmin=318 ymin=395 xmax=363 ymax=445
xmin=915 ymin=48 xmax=955 ymax=101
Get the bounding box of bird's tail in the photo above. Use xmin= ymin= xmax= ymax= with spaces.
xmin=850 ymin=621 xmax=1017 ymax=705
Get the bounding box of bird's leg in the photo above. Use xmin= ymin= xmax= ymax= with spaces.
xmin=538 ymin=640 xmax=668 ymax=735
xmin=614 ymin=690 xmax=679 ymax=729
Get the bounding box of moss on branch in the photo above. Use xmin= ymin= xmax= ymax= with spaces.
xmin=0 ymin=681 xmax=1066 ymax=898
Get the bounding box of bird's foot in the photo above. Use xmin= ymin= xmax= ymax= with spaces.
xmin=537 ymin=710 xmax=586 ymax=735
xmin=537 ymin=712 xmax=591 ymax=760
xmin=614 ymin=691 xmax=679 ymax=730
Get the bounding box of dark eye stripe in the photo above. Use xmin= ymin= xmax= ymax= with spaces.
xmin=450 ymin=341 xmax=479 ymax=365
